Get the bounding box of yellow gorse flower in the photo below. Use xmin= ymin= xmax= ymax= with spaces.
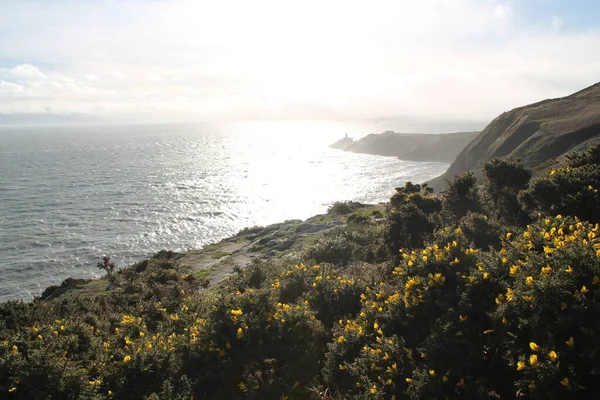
xmin=529 ymin=342 xmax=540 ymax=352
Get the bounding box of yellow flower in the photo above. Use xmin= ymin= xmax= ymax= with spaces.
xmin=456 ymin=378 xmax=465 ymax=386
xmin=593 ymin=276 xmax=600 ymax=285
xmin=337 ymin=335 xmax=346 ymax=343
xmin=529 ymin=342 xmax=540 ymax=352
xmin=528 ymin=381 xmax=536 ymax=389
xmin=370 ymin=384 xmax=378 ymax=394
xmin=483 ymin=330 xmax=493 ymax=335
xmin=517 ymin=361 xmax=526 ymax=371
xmin=581 ymin=286 xmax=589 ymax=294
xmin=541 ymin=265 xmax=552 ymax=274
xmin=510 ymin=265 xmax=519 ymax=276
xmin=549 ymin=351 xmax=558 ymax=361
xmin=423 ymin=256 xmax=428 ymax=262
xmin=339 ymin=364 xmax=345 ymax=370
xmin=565 ymin=265 xmax=573 ymax=273
xmin=459 ymin=315 xmax=467 ymax=322
xmin=238 ymin=382 xmax=247 ymax=392
xmin=506 ymin=232 xmax=512 ymax=239
xmin=560 ymin=377 xmax=569 ymax=387
xmin=525 ymin=276 xmax=534 ymax=285
xmin=231 ymin=309 xmax=243 ymax=316
xmin=429 ymin=369 xmax=436 ymax=376
xmin=123 ymin=355 xmax=131 ymax=363
xmin=237 ymin=328 xmax=244 ymax=339
xmin=565 ymin=337 xmax=575 ymax=347
xmin=405 ymin=378 xmax=413 ymax=384
xmin=483 ymin=272 xmax=490 ymax=280
xmin=8 ymin=387 xmax=16 ymax=393
xmin=442 ymin=375 xmax=449 ymax=382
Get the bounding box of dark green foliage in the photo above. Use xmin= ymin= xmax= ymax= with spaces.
xmin=519 ymin=145 xmax=600 ymax=223
xmin=385 ymin=202 xmax=435 ymax=252
xmin=483 ymin=158 xmax=532 ymax=225
xmin=385 ymin=182 xmax=442 ymax=254
xmin=458 ymin=212 xmax=503 ymax=251
xmin=327 ymin=201 xmax=364 ymax=215
xmin=442 ymin=171 xmax=482 ymax=221
xmin=565 ymin=143 xmax=600 ymax=168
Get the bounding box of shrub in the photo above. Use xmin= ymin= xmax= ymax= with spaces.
xmin=519 ymin=145 xmax=600 ymax=223
xmin=483 ymin=158 xmax=531 ymax=225
xmin=442 ymin=171 xmax=482 ymax=222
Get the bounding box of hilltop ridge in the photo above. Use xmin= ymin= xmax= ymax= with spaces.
xmin=429 ymin=82 xmax=600 ymax=189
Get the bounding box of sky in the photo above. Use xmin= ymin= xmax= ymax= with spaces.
xmin=0 ymin=0 xmax=599 ymax=125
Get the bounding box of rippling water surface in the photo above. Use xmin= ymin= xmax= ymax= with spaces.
xmin=0 ymin=121 xmax=449 ymax=301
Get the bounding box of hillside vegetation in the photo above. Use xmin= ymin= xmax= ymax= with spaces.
xmin=429 ymin=82 xmax=600 ymax=190
xmin=329 ymin=131 xmax=479 ymax=162
xmin=3 ymin=141 xmax=600 ymax=399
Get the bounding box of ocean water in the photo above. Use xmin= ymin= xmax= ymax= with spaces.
xmin=0 ymin=121 xmax=449 ymax=301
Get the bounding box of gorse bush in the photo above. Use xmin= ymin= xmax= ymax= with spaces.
xmin=520 ymin=145 xmax=600 ymax=223
xmin=3 ymin=145 xmax=600 ymax=399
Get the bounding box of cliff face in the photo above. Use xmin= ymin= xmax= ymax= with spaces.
xmin=330 ymin=131 xmax=479 ymax=162
xmin=428 ymin=83 xmax=600 ymax=190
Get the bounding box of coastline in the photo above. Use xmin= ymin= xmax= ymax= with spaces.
xmin=35 ymin=202 xmax=385 ymax=302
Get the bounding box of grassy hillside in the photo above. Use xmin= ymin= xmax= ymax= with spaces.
xmin=429 ymin=83 xmax=600 ymax=190
xmin=3 ymin=142 xmax=600 ymax=399
xmin=330 ymin=131 xmax=479 ymax=162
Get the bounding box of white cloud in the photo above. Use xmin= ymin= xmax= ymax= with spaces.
xmin=0 ymin=0 xmax=598 ymax=123
xmin=0 ymin=80 xmax=24 ymax=94
xmin=144 ymin=73 xmax=162 ymax=82
xmin=493 ymin=4 xmax=511 ymax=19
xmin=2 ymin=64 xmax=47 ymax=81
xmin=113 ymin=71 xmax=127 ymax=79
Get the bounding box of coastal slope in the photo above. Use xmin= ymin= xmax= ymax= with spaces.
xmin=428 ymin=82 xmax=600 ymax=190
xmin=330 ymin=131 xmax=479 ymax=162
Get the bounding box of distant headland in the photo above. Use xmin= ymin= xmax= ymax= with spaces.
xmin=329 ymin=130 xmax=480 ymax=162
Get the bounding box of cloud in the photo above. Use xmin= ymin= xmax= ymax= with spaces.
xmin=2 ymin=64 xmax=47 ymax=81
xmin=113 ymin=71 xmax=127 ymax=79
xmin=144 ymin=73 xmax=163 ymax=82
xmin=0 ymin=0 xmax=599 ymax=123
xmin=0 ymin=80 xmax=24 ymax=94
xmin=493 ymin=4 xmax=511 ymax=19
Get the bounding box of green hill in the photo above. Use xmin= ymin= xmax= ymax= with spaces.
xmin=429 ymin=83 xmax=600 ymax=190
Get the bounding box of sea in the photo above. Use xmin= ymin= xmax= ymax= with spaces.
xmin=0 ymin=120 xmax=451 ymax=301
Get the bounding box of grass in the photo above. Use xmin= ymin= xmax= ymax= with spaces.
xmin=195 ymin=269 xmax=211 ymax=280
xmin=211 ymin=251 xmax=231 ymax=259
